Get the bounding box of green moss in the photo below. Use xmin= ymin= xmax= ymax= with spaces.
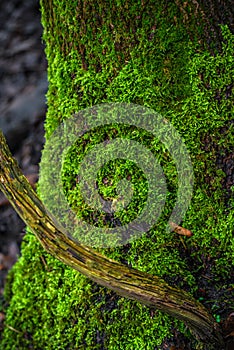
xmin=1 ymin=0 xmax=233 ymax=349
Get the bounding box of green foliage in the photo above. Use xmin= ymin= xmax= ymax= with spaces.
xmin=1 ymin=0 xmax=233 ymax=348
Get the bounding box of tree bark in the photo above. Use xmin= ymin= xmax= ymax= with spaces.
xmin=0 ymin=130 xmax=224 ymax=347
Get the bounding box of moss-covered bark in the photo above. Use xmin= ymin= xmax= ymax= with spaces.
xmin=0 ymin=129 xmax=225 ymax=346
xmin=1 ymin=1 xmax=233 ymax=349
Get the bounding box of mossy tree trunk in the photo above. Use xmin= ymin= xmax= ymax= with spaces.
xmin=0 ymin=131 xmax=224 ymax=346
xmin=1 ymin=1 xmax=233 ymax=349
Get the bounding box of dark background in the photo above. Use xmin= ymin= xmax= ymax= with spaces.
xmin=0 ymin=0 xmax=46 ymax=297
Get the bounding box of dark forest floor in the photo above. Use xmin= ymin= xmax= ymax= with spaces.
xmin=0 ymin=0 xmax=46 ymax=316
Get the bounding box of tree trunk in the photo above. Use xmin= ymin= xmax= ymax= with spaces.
xmin=1 ymin=0 xmax=233 ymax=349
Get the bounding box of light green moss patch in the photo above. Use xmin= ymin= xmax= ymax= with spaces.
xmin=1 ymin=0 xmax=233 ymax=349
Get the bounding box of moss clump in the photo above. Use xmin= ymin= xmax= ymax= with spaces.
xmin=1 ymin=1 xmax=233 ymax=349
